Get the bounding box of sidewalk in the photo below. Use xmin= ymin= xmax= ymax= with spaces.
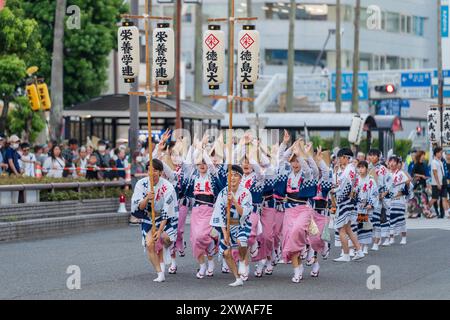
xmin=406 ymin=217 xmax=450 ymax=231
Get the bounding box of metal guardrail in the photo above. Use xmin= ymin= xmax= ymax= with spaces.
xmin=0 ymin=180 xmax=131 ymax=193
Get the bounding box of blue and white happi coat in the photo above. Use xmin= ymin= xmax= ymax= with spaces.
xmin=210 ymin=185 xmax=253 ymax=253
xmin=131 ymin=177 xmax=179 ymax=247
xmin=385 ymin=170 xmax=412 ymax=236
xmin=370 ymin=162 xmax=389 ymax=238
xmin=334 ymin=163 xmax=358 ymax=230
xmin=355 ymin=175 xmax=379 ymax=244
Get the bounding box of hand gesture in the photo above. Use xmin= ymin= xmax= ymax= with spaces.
xmin=147 ymin=190 xmax=155 ymax=201
xmin=227 ymin=191 xmax=235 ymax=205
xmin=304 ymin=142 xmax=313 ymax=155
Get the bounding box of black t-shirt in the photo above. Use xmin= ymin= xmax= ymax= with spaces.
xmin=412 ymin=162 xmax=427 ymax=188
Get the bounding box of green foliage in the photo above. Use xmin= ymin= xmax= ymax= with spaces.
xmin=393 ymin=139 xmax=412 ymax=161
xmin=23 ymin=0 xmax=129 ymax=107
xmin=309 ymin=135 xmax=411 ymax=160
xmin=7 ymin=96 xmax=46 ymax=142
xmin=0 ymin=3 xmax=43 ymax=97
xmin=0 ymin=175 xmax=86 ymax=185
xmin=39 ymin=187 xmax=132 ymax=202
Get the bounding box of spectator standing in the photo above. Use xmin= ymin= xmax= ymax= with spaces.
xmin=94 ymin=140 xmax=111 ymax=179
xmin=0 ymin=135 xmax=8 ymax=174
xmin=5 ymin=135 xmax=22 ymax=176
xmin=85 ymin=154 xmax=100 ymax=180
xmin=116 ymin=148 xmax=128 ymax=179
xmin=62 ymin=138 xmax=79 ymax=178
xmin=34 ymin=145 xmax=47 ymax=166
xmin=429 ymin=147 xmax=449 ymax=219
xmin=43 ymin=145 xmax=65 ymax=178
xmin=75 ymin=146 xmax=88 ymax=177
xmin=130 ymin=151 xmax=146 ymax=189
xmin=409 ymin=151 xmax=431 ymax=218
xmin=18 ymin=143 xmax=36 ymax=177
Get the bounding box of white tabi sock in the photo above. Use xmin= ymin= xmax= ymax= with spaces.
xmin=171 ymin=258 xmax=177 ymax=268
xmin=294 ymin=264 xmax=303 ymax=278
xmin=199 ymin=263 xmax=207 ymax=275
xmin=238 ymin=261 xmax=246 ymax=275
xmin=207 ymin=260 xmax=215 ymax=273
xmin=160 ymin=262 xmax=165 ymax=273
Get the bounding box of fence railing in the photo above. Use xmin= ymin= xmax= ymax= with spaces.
xmin=0 ymin=180 xmax=132 ymax=205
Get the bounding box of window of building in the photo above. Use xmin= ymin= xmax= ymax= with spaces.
xmin=385 ymin=12 xmax=400 ymax=33
xmin=401 ymin=15 xmax=412 ymax=34
xmin=263 ymin=3 xmax=328 ymax=21
xmin=413 ymin=16 xmax=425 ymax=36
xmin=386 ymin=55 xmax=400 ymax=69
xmin=265 ymin=49 xmax=326 ymax=66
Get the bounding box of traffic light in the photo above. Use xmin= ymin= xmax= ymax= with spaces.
xmin=374 ymin=84 xmax=396 ymax=94
xmin=416 ymin=126 xmax=422 ymax=136
xmin=26 ymin=84 xmax=41 ymax=111
xmin=37 ymin=82 xmax=51 ymax=111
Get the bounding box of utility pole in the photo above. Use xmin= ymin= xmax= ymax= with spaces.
xmin=438 ymin=1 xmax=444 ymax=146
xmin=193 ymin=1 xmax=203 ymax=103
xmin=286 ymin=0 xmax=296 ymax=112
xmin=351 ymin=0 xmax=361 ymax=114
xmin=129 ymin=0 xmax=139 ymax=153
xmin=334 ymin=0 xmax=342 ymax=147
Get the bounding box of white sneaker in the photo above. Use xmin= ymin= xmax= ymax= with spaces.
xmin=352 ymin=250 xmax=365 ymax=261
xmin=389 ymin=237 xmax=395 ymax=245
xmin=333 ymin=254 xmax=350 ymax=262
xmin=371 ymin=243 xmax=379 ymax=251
xmin=153 ymin=272 xmax=165 ymax=282
xmin=229 ymin=278 xmax=244 ymax=287
xmin=382 ymin=239 xmax=391 ymax=246
xmin=363 ymin=245 xmax=369 ymax=255
xmin=349 ymin=248 xmax=355 ymax=257
xmin=400 ymin=237 xmax=407 ymax=245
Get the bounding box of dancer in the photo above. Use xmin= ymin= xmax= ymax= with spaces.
xmin=131 ymin=159 xmax=179 ymax=282
xmin=355 ymin=160 xmax=379 ymax=254
xmin=210 ymin=165 xmax=253 ymax=287
xmin=332 ymin=148 xmax=365 ymax=262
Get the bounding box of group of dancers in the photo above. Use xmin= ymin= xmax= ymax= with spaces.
xmin=130 ymin=130 xmax=413 ymax=286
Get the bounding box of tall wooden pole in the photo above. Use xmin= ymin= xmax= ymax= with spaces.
xmin=226 ymin=0 xmax=236 ymax=238
xmin=144 ymin=0 xmax=156 ymax=234
xmin=194 ymin=2 xmax=203 ymax=103
xmin=175 ymin=0 xmax=182 ymax=129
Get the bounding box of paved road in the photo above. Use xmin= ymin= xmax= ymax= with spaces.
xmin=1 ymin=218 xmax=450 ymax=300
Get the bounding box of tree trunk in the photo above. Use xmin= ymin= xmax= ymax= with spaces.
xmin=50 ymin=0 xmax=66 ymax=142
xmin=286 ymin=0 xmax=296 ymax=112
xmin=193 ymin=2 xmax=203 ymax=103
xmin=0 ymin=97 xmax=10 ymax=134
xmin=351 ymin=0 xmax=361 ymax=114
xmin=334 ymin=0 xmax=342 ymax=147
